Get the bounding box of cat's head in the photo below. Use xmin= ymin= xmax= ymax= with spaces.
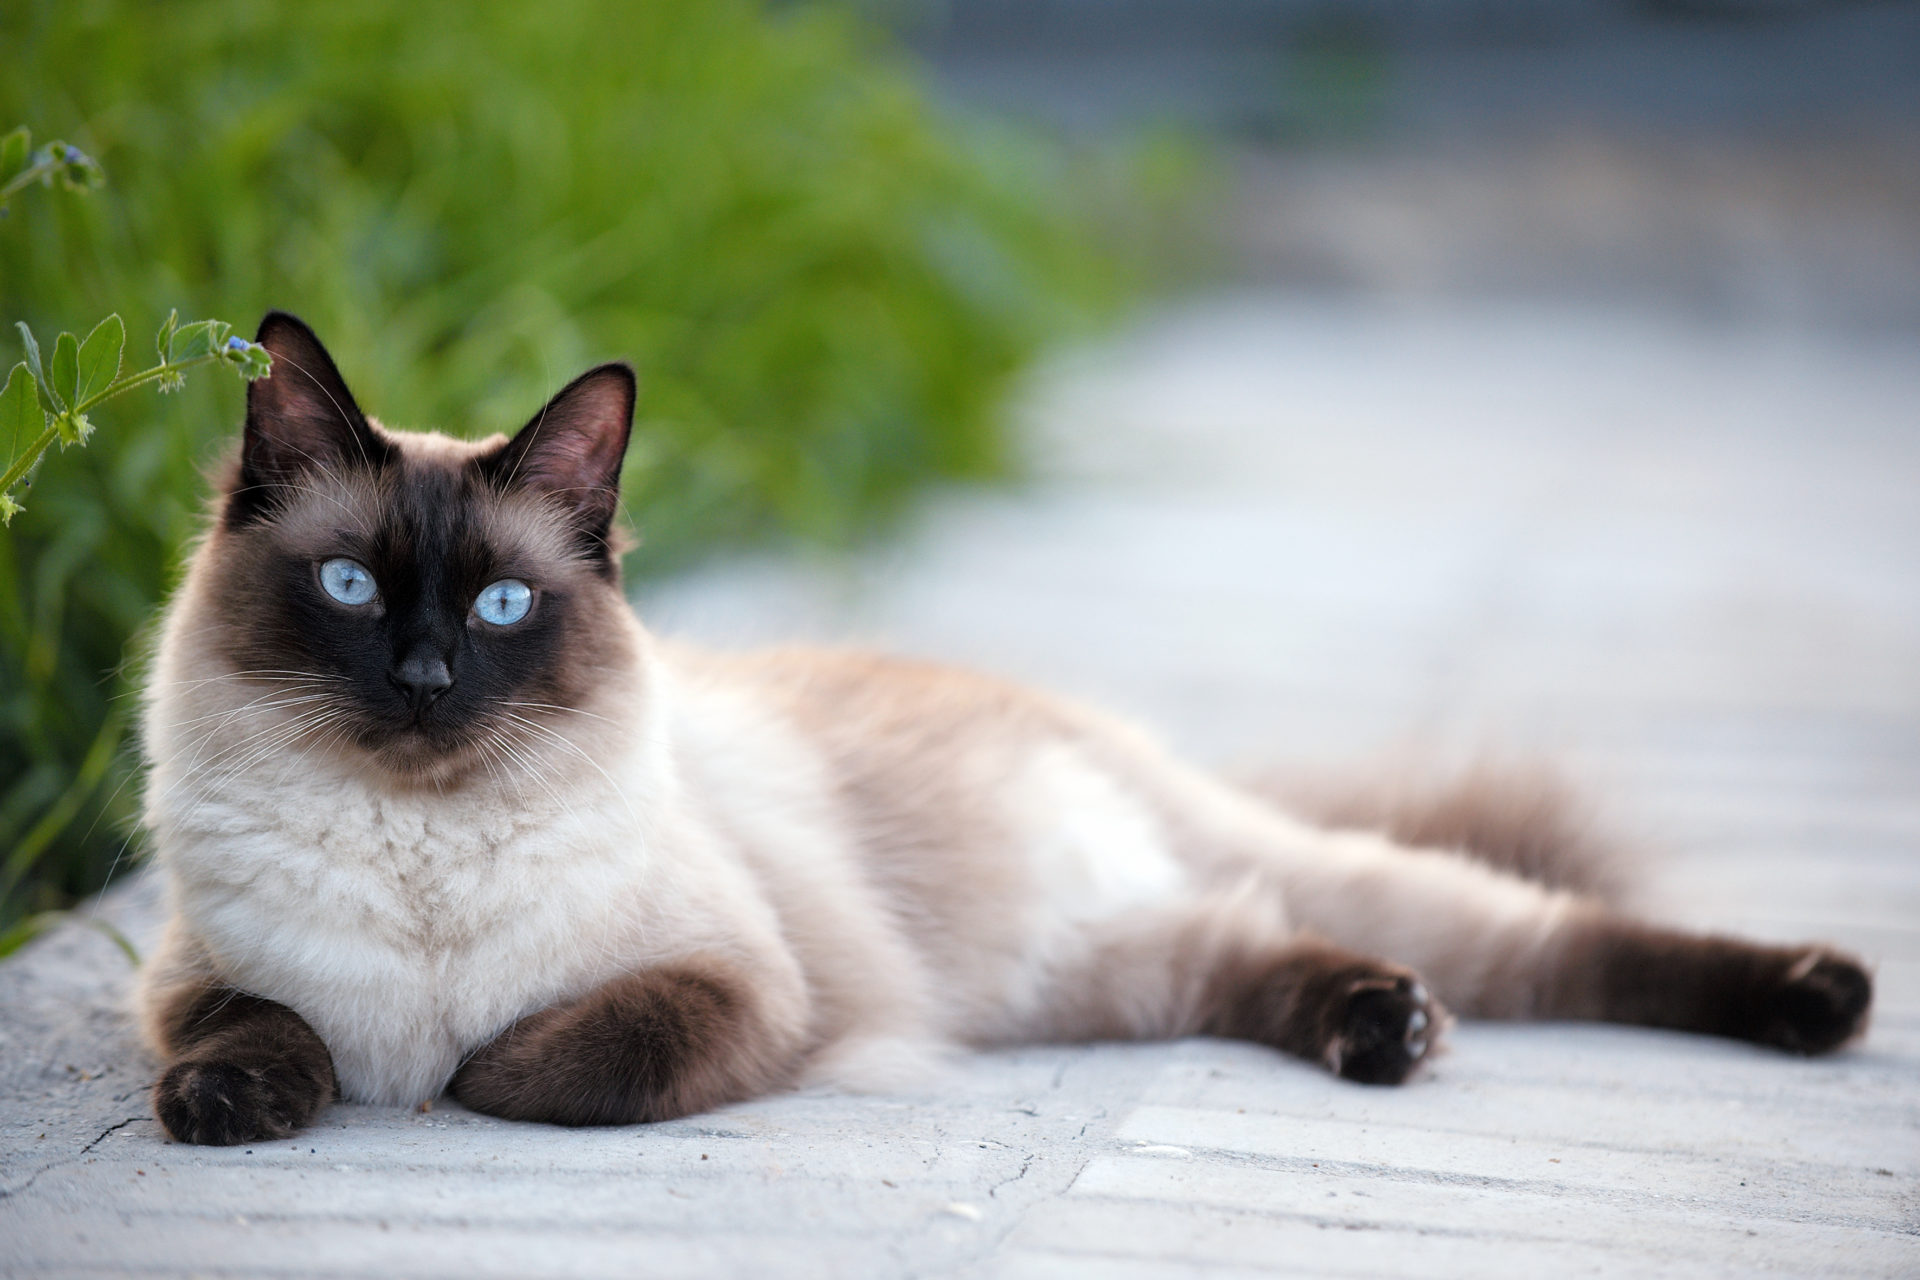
xmin=186 ymin=311 xmax=642 ymax=781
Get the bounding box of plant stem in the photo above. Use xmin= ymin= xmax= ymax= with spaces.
xmin=0 ymin=424 xmax=58 ymax=497
xmin=73 ymin=352 xmax=224 ymax=414
xmin=0 ymin=156 xmax=59 ymax=206
xmin=0 ymin=350 xmax=232 ymax=501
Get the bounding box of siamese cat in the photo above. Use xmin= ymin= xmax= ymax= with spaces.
xmin=137 ymin=313 xmax=1872 ymax=1145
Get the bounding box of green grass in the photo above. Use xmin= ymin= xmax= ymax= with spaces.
xmin=0 ymin=0 xmax=1183 ymax=936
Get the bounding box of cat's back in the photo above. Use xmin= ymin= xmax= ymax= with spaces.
xmin=663 ymin=643 xmax=1107 ymax=841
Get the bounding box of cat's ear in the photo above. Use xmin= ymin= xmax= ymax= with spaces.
xmin=488 ymin=363 xmax=635 ymax=567
xmin=230 ymin=312 xmax=389 ymax=525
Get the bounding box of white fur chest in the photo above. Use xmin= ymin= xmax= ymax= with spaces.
xmin=152 ymin=754 xmax=651 ymax=1106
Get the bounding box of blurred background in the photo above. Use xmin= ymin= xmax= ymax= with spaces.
xmin=4 ymin=0 xmax=1918 ymax=941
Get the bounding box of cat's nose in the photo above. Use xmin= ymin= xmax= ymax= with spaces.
xmin=390 ymin=651 xmax=454 ymax=714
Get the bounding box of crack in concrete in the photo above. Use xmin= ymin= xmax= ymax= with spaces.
xmin=78 ymin=1114 xmax=144 ymax=1156
xmin=987 ymin=1155 xmax=1035 ymax=1200
xmin=0 ymin=1114 xmax=147 ymax=1202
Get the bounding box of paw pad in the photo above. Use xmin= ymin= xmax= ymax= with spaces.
xmin=154 ymin=1058 xmax=315 ymax=1146
xmin=1763 ymin=951 xmax=1871 ymax=1055
xmin=1335 ymin=975 xmax=1442 ymax=1085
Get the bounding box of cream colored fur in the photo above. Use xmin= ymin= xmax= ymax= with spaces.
xmin=138 ymin=432 xmax=1587 ymax=1108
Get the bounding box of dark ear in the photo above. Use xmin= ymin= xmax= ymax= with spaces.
xmin=487 ymin=363 xmax=635 ymax=570
xmin=228 ymin=311 xmax=389 ymax=527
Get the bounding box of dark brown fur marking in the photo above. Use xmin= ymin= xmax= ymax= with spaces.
xmin=151 ymin=986 xmax=337 ymax=1146
xmin=450 ymin=961 xmax=768 ymax=1126
xmin=1202 ymin=940 xmax=1444 ymax=1085
xmin=1549 ymin=916 xmax=1872 ymax=1053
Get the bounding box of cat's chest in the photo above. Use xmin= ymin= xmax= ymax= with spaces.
xmin=186 ymin=781 xmax=588 ymax=946
xmin=163 ymin=767 xmax=644 ymax=1103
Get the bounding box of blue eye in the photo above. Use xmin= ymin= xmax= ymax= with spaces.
xmin=475 ymin=579 xmax=532 ymax=626
xmin=319 ymin=558 xmax=377 ymax=605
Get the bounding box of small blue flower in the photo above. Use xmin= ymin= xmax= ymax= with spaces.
xmin=63 ymin=145 xmax=84 ymax=163
xmin=226 ymin=335 xmax=250 ymax=352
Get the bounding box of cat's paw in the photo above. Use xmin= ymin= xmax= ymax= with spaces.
xmin=154 ymin=1056 xmax=327 ymax=1145
xmin=1330 ymin=974 xmax=1443 ymax=1085
xmin=1758 ymin=950 xmax=1871 ymax=1055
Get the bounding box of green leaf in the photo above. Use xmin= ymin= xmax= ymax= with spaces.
xmin=154 ymin=309 xmax=179 ymax=364
xmin=49 ymin=331 xmax=80 ymax=412
xmin=0 ymin=127 xmax=27 ymax=180
xmin=1 ymin=362 xmax=43 ymax=465
xmin=74 ymin=314 xmax=125 ymax=405
xmin=14 ymin=322 xmax=44 ymax=390
xmin=166 ymin=319 xmax=232 ymax=364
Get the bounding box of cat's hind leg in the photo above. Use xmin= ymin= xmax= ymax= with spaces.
xmin=1550 ymin=917 xmax=1871 ymax=1055
xmin=1205 ymin=796 xmax=1873 ymax=1054
xmin=1032 ymin=887 xmax=1448 ymax=1085
xmin=1201 ymin=936 xmax=1445 ymax=1084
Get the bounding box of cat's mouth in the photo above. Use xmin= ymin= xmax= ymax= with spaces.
xmin=349 ymin=705 xmax=492 ymax=781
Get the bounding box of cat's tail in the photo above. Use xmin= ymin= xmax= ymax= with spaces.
xmin=1240 ymin=761 xmax=1633 ymax=907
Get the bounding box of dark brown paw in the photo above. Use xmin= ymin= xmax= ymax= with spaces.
xmin=1759 ymin=951 xmax=1871 ymax=1055
xmin=447 ymin=1054 xmax=529 ymax=1121
xmin=1334 ymin=975 xmax=1441 ymax=1085
xmin=154 ymin=1056 xmax=328 ymax=1145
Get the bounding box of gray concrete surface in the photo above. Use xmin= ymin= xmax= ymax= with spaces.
xmin=4 ymin=295 xmax=1918 ymax=1276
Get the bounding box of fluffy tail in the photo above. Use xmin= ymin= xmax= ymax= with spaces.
xmin=1242 ymin=761 xmax=1632 ymax=907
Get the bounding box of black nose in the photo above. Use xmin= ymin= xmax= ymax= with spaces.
xmin=390 ymin=650 xmax=454 ymax=715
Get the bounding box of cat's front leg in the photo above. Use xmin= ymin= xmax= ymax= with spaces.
xmin=150 ymin=987 xmax=338 ymax=1145
xmin=450 ymin=959 xmax=788 ymax=1126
